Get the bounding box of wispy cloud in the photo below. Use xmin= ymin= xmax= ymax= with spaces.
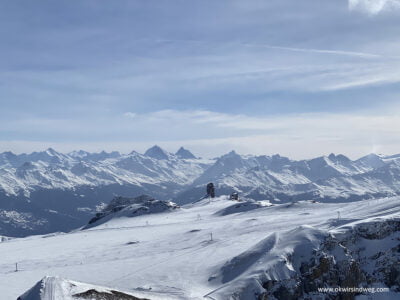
xmin=123 ymin=112 xmax=137 ymax=118
xmin=242 ymin=43 xmax=382 ymax=59
xmin=3 ymin=108 xmax=400 ymax=159
xmin=1 ymin=1 xmax=400 ymax=158
xmin=125 ymin=109 xmax=400 ymax=134
xmin=349 ymin=0 xmax=400 ymax=14
xmin=123 ymin=109 xmax=400 ymax=158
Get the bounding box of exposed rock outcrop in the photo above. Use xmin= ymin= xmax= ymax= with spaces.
xmin=85 ymin=194 xmax=179 ymax=228
xmin=17 ymin=276 xmax=149 ymax=300
xmin=258 ymin=219 xmax=400 ymax=300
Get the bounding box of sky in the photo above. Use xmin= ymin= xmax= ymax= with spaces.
xmin=1 ymin=0 xmax=400 ymax=159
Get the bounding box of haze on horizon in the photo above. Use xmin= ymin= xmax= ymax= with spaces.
xmin=1 ymin=0 xmax=400 ymax=159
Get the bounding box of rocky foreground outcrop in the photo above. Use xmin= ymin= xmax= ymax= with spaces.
xmin=84 ymin=194 xmax=179 ymax=228
xmin=18 ymin=276 xmax=149 ymax=300
xmin=258 ymin=219 xmax=400 ymax=300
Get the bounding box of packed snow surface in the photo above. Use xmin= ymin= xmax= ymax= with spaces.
xmin=1 ymin=195 xmax=399 ymax=299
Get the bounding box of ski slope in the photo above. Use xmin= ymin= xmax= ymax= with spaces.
xmin=1 ymin=195 xmax=399 ymax=299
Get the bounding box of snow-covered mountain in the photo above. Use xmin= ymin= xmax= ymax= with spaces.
xmin=1 ymin=147 xmax=400 ymax=236
xmin=175 ymin=147 xmax=197 ymax=159
xmin=176 ymin=151 xmax=400 ymax=204
xmin=3 ymin=195 xmax=399 ymax=299
xmin=0 ymin=146 xmax=208 ymax=197
xmin=0 ymin=146 xmax=211 ymax=236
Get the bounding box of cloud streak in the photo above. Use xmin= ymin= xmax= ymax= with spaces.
xmin=242 ymin=43 xmax=382 ymax=59
xmin=4 ymin=108 xmax=399 ymax=159
xmin=349 ymin=0 xmax=400 ymax=14
xmin=1 ymin=1 xmax=400 ymax=158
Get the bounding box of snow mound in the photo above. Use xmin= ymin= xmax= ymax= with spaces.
xmin=17 ymin=276 xmax=147 ymax=300
xmin=214 ymin=200 xmax=270 ymax=216
xmin=216 ymin=233 xmax=278 ymax=284
xmin=85 ymin=194 xmax=179 ymax=228
xmin=208 ymin=226 xmax=328 ymax=299
xmin=0 ymin=235 xmax=11 ymax=242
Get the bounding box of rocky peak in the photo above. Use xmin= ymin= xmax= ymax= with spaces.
xmin=144 ymin=145 xmax=170 ymax=160
xmin=175 ymin=147 xmax=196 ymax=159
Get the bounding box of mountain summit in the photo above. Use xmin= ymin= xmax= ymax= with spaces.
xmin=144 ymin=145 xmax=170 ymax=160
xmin=175 ymin=147 xmax=196 ymax=159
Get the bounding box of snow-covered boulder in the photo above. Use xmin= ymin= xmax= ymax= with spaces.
xmin=0 ymin=235 xmax=11 ymax=242
xmin=214 ymin=199 xmax=272 ymax=216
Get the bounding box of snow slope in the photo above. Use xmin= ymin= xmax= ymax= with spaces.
xmin=1 ymin=195 xmax=399 ymax=299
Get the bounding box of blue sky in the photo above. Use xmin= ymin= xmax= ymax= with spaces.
xmin=1 ymin=0 xmax=400 ymax=158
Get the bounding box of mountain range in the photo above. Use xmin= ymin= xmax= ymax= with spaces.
xmin=1 ymin=146 xmax=400 ymax=236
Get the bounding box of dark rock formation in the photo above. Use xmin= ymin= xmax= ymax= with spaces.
xmin=144 ymin=145 xmax=169 ymax=160
xmin=175 ymin=147 xmax=196 ymax=159
xmin=73 ymin=289 xmax=149 ymax=300
xmin=258 ymin=219 xmax=400 ymax=300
